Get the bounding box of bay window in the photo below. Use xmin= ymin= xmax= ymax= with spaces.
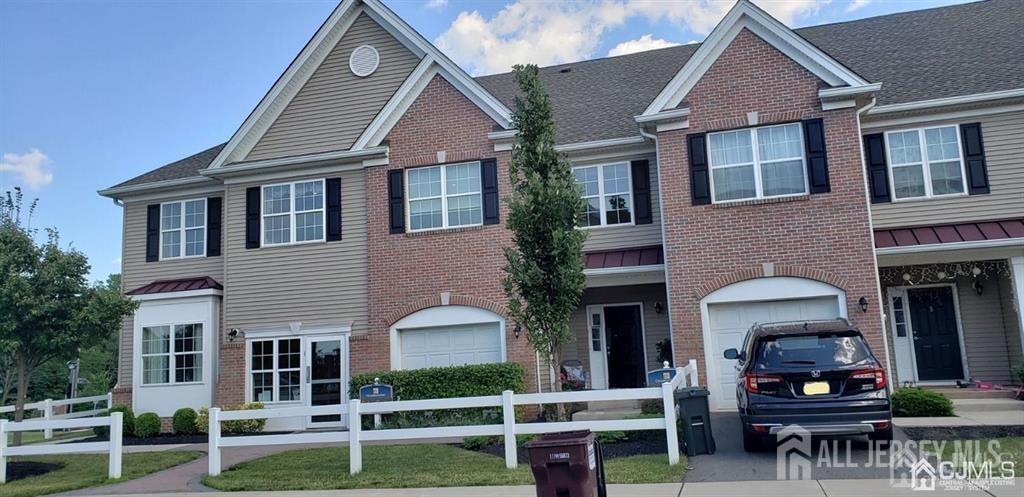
xmin=141 ymin=323 xmax=203 ymax=385
xmin=406 ymin=162 xmax=482 ymax=231
xmin=250 ymin=338 xmax=302 ymax=403
xmin=262 ymin=179 xmax=325 ymax=245
xmin=160 ymin=199 xmax=205 ymax=259
xmin=885 ymin=125 xmax=965 ymax=200
xmin=707 ymin=123 xmax=807 ymax=202
xmin=572 ymin=163 xmax=633 ymax=227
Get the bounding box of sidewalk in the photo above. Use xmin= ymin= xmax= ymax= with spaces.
xmin=894 ymin=398 xmax=1024 ymax=428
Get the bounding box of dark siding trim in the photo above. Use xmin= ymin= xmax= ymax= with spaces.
xmin=687 ymin=133 xmax=711 ymax=205
xmin=326 ymin=177 xmax=343 ymax=241
xmin=863 ymin=133 xmax=891 ymax=203
xmin=245 ymin=186 xmax=261 ymax=249
xmin=388 ymin=170 xmax=405 ymax=234
xmin=145 ymin=204 xmax=160 ymax=262
xmin=960 ymin=123 xmax=990 ymax=195
xmin=631 ymin=159 xmax=652 ymax=224
xmin=802 ymin=118 xmax=830 ymax=194
xmin=206 ymin=197 xmax=222 ymax=257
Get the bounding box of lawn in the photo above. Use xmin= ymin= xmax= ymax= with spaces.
xmin=2 ymin=451 xmax=201 ymax=497
xmin=203 ymin=444 xmax=686 ymax=491
xmin=6 ymin=429 xmax=92 ymax=445
xmin=939 ymin=437 xmax=1024 ymax=470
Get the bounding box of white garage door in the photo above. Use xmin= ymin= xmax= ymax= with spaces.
xmin=707 ymin=297 xmax=840 ymax=410
xmin=400 ymin=323 xmax=501 ymax=370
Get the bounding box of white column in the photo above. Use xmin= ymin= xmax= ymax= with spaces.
xmin=1010 ymin=256 xmax=1024 ymax=355
xmin=349 ymin=399 xmax=362 ymax=475
xmin=1 ymin=420 xmax=8 ymax=484
xmin=502 ymin=390 xmax=517 ymax=469
xmin=109 ymin=412 xmax=123 ymax=479
xmin=208 ymin=408 xmax=221 ymax=477
xmin=661 ymin=382 xmax=680 ymax=466
xmin=43 ymin=399 xmax=53 ymax=440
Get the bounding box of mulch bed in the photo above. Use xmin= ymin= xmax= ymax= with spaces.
xmin=5 ymin=460 xmax=64 ymax=482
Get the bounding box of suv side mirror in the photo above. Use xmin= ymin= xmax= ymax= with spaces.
xmin=724 ymin=348 xmax=741 ymax=360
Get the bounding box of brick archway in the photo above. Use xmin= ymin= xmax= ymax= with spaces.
xmin=695 ymin=265 xmax=849 ymax=299
xmin=384 ymin=294 xmax=509 ymax=327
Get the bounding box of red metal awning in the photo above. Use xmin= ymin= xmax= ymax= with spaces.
xmin=874 ymin=219 xmax=1024 ymax=249
xmin=585 ymin=246 xmax=663 ymax=270
xmin=126 ymin=276 xmax=223 ymax=295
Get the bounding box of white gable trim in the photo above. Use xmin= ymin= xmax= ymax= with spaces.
xmin=641 ymin=0 xmax=872 ymax=116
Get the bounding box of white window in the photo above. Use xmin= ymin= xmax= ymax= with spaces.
xmin=707 ymin=123 xmax=807 ymax=203
xmin=573 ymin=163 xmax=633 ymax=227
xmin=406 ymin=162 xmax=482 ymax=231
xmin=160 ymin=199 xmax=205 ymax=259
xmin=250 ymin=338 xmax=302 ymax=403
xmin=262 ymin=179 xmax=325 ymax=245
xmin=885 ymin=125 xmax=966 ymax=200
xmin=141 ymin=323 xmax=203 ymax=385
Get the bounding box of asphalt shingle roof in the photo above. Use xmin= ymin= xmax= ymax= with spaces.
xmin=110 ymin=0 xmax=1023 ymax=191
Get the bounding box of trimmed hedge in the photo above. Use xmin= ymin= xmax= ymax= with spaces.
xmin=93 ymin=405 xmax=135 ymax=439
xmin=172 ymin=408 xmax=198 ymax=435
xmin=135 ymin=412 xmax=161 ymax=438
xmin=892 ymin=388 xmax=954 ymax=417
xmin=222 ymin=403 xmax=267 ymax=434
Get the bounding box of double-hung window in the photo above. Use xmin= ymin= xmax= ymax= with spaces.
xmin=262 ymin=179 xmax=325 ymax=245
xmin=141 ymin=323 xmax=203 ymax=385
xmin=160 ymin=199 xmax=205 ymax=259
xmin=572 ymin=163 xmax=633 ymax=227
xmin=250 ymin=338 xmax=302 ymax=403
xmin=885 ymin=125 xmax=965 ymax=200
xmin=406 ymin=162 xmax=482 ymax=231
xmin=707 ymin=123 xmax=807 ymax=202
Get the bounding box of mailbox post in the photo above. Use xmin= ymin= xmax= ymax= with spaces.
xmin=646 ymin=361 xmax=677 ymax=386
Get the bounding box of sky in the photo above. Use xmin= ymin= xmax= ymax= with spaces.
xmin=0 ymin=0 xmax=970 ymax=282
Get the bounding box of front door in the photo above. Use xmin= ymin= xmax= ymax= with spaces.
xmin=908 ymin=287 xmax=964 ymax=381
xmin=604 ymin=305 xmax=645 ymax=389
xmin=305 ymin=335 xmax=347 ymax=427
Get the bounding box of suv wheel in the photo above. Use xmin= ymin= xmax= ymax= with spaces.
xmin=743 ymin=430 xmax=765 ymax=452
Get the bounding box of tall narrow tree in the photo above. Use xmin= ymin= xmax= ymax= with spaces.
xmin=502 ymin=64 xmax=588 ymax=406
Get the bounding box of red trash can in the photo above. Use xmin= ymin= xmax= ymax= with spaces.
xmin=525 ymin=431 xmax=605 ymax=497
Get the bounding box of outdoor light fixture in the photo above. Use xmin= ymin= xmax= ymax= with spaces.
xmin=227 ymin=328 xmax=240 ymax=342
xmin=858 ymin=297 xmax=869 ymax=313
xmin=654 ymin=301 xmax=664 ymax=314
xmin=514 ymin=323 xmax=522 ymax=339
xmin=973 ymin=281 xmax=984 ymax=296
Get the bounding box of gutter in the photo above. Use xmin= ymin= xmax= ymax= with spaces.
xmin=866 ymin=88 xmax=1024 ymax=116
xmin=201 ymin=146 xmax=389 ymax=179
xmin=98 ymin=176 xmax=219 ymax=199
xmin=875 ymin=238 xmax=1024 ymax=256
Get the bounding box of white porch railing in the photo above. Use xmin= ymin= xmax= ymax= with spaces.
xmin=0 ymin=393 xmax=113 ymax=440
xmin=0 ymin=412 xmax=123 ymax=483
xmin=208 ymin=359 xmax=700 ymax=477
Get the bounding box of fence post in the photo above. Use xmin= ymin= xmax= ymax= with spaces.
xmin=208 ymin=408 xmax=221 ymax=476
xmin=107 ymin=392 xmax=114 ymax=410
xmin=1 ymin=419 xmax=8 ymax=484
xmin=43 ymin=399 xmax=53 ymax=439
xmin=501 ymin=390 xmax=517 ymax=469
xmin=688 ymin=359 xmax=699 ymax=386
xmin=109 ymin=411 xmax=123 ymax=479
xmin=661 ymin=382 xmax=680 ymax=466
xmin=349 ymin=399 xmax=362 ymax=475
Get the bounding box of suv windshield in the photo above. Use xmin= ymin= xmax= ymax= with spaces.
xmin=754 ymin=333 xmax=872 ymax=369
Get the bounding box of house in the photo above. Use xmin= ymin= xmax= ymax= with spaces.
xmin=98 ymin=0 xmax=1024 ymax=425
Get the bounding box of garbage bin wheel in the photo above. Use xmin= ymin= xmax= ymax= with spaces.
xmin=742 ymin=430 xmax=767 ymax=452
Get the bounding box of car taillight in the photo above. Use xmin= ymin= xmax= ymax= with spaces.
xmin=849 ymin=367 xmax=887 ymax=390
xmin=744 ymin=373 xmax=784 ymax=394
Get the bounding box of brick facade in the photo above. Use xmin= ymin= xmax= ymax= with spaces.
xmin=656 ymin=29 xmax=888 ymax=383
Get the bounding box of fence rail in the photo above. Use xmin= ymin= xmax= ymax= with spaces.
xmin=0 ymin=393 xmax=113 ymax=440
xmin=0 ymin=412 xmax=123 ymax=483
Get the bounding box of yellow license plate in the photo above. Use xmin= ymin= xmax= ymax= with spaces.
xmin=803 ymin=381 xmax=830 ymax=395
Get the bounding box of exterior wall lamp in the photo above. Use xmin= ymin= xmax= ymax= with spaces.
xmin=858 ymin=297 xmax=869 ymax=313
xmin=513 ymin=323 xmax=521 ymax=339
xmin=654 ymin=301 xmax=664 ymax=314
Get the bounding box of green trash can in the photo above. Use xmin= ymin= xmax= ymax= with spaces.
xmin=675 ymin=387 xmax=716 ymax=456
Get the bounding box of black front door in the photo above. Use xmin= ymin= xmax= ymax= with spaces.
xmin=605 ymin=305 xmax=645 ymax=389
xmin=908 ymin=287 xmax=964 ymax=381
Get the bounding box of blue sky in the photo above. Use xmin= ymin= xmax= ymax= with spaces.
xmin=0 ymin=0 xmax=968 ymax=282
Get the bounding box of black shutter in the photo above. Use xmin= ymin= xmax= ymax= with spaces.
xmin=863 ymin=133 xmax=891 ymax=203
xmin=481 ymin=159 xmax=499 ymax=225
xmin=206 ymin=197 xmax=222 ymax=256
xmin=687 ymin=133 xmax=711 ymax=205
xmin=326 ymin=177 xmax=343 ymax=241
xmin=960 ymin=123 xmax=990 ymax=195
xmin=245 ymin=186 xmax=261 ymax=249
xmin=388 ymin=170 xmax=405 ymax=234
xmin=145 ymin=204 xmax=160 ymax=262
xmin=802 ymin=118 xmax=830 ymax=194
xmin=630 ymin=159 xmax=652 ymax=224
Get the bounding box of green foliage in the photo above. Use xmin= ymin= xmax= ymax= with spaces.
xmin=172 ymin=407 xmax=198 ymax=435
xmin=222 ymin=403 xmax=267 ymax=434
xmin=1013 ymin=363 xmax=1024 ymax=386
xmin=94 ymin=404 xmax=135 ymax=438
xmin=655 ymin=338 xmax=673 ymax=367
xmin=135 ymin=412 xmax=161 ymax=438
xmin=891 ymin=388 xmax=954 ymax=417
xmin=640 ymin=399 xmax=664 ymax=415
xmin=501 ymin=64 xmax=587 ymax=394
xmin=196 ymin=407 xmax=209 ymax=434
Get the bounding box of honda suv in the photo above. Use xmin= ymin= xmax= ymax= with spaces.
xmin=723 ymin=318 xmax=892 ymax=452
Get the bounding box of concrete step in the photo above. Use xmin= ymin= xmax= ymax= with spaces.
xmin=953 ymin=397 xmax=1024 ymax=412
xmin=572 ymin=407 xmax=642 ymax=422
xmin=928 ymin=387 xmax=1017 ymax=399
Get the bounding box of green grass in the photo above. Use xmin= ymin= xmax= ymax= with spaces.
xmin=6 ymin=429 xmax=92 ymax=445
xmin=2 ymin=451 xmax=201 ymax=497
xmin=939 ymin=437 xmax=1024 ymax=470
xmin=203 ymin=444 xmax=686 ymax=491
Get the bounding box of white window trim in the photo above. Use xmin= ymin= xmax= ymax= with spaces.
xmin=140 ymin=322 xmax=205 ymax=387
xmin=247 ymin=337 xmax=304 ymax=405
xmin=260 ymin=178 xmax=326 ymax=247
xmin=571 ymin=162 xmax=636 ymax=229
xmin=159 ymin=198 xmax=206 ymax=260
xmin=883 ymin=124 xmax=968 ymax=202
xmin=405 ymin=162 xmax=483 ymax=233
xmin=707 ymin=123 xmax=809 ymax=204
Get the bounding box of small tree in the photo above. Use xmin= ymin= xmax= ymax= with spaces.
xmin=502 ymin=65 xmax=588 ymax=409
xmin=0 ymin=188 xmax=136 ymax=442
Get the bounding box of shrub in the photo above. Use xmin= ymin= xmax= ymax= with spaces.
xmin=222 ymin=403 xmax=267 ymax=434
xmin=94 ymin=404 xmax=135 ymax=438
xmin=172 ymin=408 xmax=198 ymax=435
xmin=891 ymin=388 xmax=954 ymax=417
xmin=1013 ymin=363 xmax=1024 ymax=386
xmin=195 ymin=407 xmax=210 ymax=434
xmin=640 ymin=399 xmax=663 ymax=415
xmin=135 ymin=412 xmax=161 ymax=438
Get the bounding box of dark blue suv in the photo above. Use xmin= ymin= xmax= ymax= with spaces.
xmin=723 ymin=318 xmax=893 ymax=452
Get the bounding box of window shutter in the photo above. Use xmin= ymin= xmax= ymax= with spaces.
xmin=802 ymin=118 xmax=830 ymax=194
xmin=630 ymin=159 xmax=653 ymax=224
xmin=206 ymin=197 xmax=222 ymax=256
xmin=687 ymin=133 xmax=711 ymax=205
xmin=388 ymin=169 xmax=405 ymax=234
xmin=245 ymin=186 xmax=261 ymax=249
xmin=145 ymin=204 xmax=160 ymax=262
xmin=960 ymin=123 xmax=990 ymax=195
xmin=863 ymin=133 xmax=891 ymax=203
xmin=326 ymin=177 xmax=343 ymax=241
xmin=481 ymin=158 xmax=500 ymax=225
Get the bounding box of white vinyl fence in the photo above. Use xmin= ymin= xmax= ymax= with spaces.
xmin=0 ymin=412 xmax=123 ymax=483
xmin=0 ymin=393 xmax=113 ymax=440
xmin=209 ymin=359 xmax=699 ymax=477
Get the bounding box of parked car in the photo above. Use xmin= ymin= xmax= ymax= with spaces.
xmin=723 ymin=318 xmax=892 ymax=452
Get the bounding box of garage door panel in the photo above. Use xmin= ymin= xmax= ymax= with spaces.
xmin=402 ymin=331 xmax=428 ymax=351
xmin=429 ymin=332 xmax=451 ymax=348
xmin=400 ymin=323 xmax=502 ymax=370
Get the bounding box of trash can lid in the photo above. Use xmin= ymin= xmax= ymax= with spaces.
xmin=674 ymin=386 xmax=710 ymax=399
xmin=524 ymin=430 xmax=595 ymax=448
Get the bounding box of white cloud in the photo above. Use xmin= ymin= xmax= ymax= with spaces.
xmin=846 ymin=0 xmax=871 ymax=12
xmin=0 ymin=149 xmax=53 ymax=190
xmin=425 ymin=0 xmax=448 ymax=9
xmin=608 ymin=34 xmax=680 ymax=56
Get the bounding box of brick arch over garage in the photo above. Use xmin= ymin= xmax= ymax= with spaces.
xmin=384 ymin=294 xmax=509 ymax=327
xmin=695 ymin=265 xmax=850 ymax=300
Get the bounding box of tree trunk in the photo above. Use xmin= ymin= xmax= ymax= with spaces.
xmin=13 ymin=352 xmax=29 ymax=446
xmin=548 ymin=350 xmax=568 ymax=421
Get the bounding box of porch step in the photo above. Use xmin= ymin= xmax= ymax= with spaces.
xmin=952 ymin=398 xmax=1024 ymax=413
xmin=572 ymin=407 xmax=643 ymax=422
xmin=927 ymin=387 xmax=1018 ymax=400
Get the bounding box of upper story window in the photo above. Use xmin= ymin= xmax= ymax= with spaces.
xmin=407 ymin=162 xmax=482 ymax=231
xmin=885 ymin=125 xmax=965 ymax=200
xmin=707 ymin=123 xmax=807 ymax=203
xmin=250 ymin=338 xmax=301 ymax=403
xmin=262 ymin=179 xmax=325 ymax=246
xmin=160 ymin=199 xmax=205 ymax=259
xmin=141 ymin=323 xmax=203 ymax=385
xmin=573 ymin=163 xmax=633 ymax=227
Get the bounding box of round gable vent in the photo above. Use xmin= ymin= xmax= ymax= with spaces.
xmin=349 ymin=45 xmax=380 ymax=77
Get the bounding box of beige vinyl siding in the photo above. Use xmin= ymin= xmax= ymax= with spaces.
xmin=957 ymin=275 xmax=1015 ymax=384
xmin=867 ymin=109 xmax=1024 ymax=228
xmin=245 ymin=13 xmax=421 ymax=161
xmin=223 ymin=169 xmax=368 ymax=336
xmin=579 ymin=154 xmax=664 ymax=252
xmin=998 ymin=274 xmax=1024 ymax=374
